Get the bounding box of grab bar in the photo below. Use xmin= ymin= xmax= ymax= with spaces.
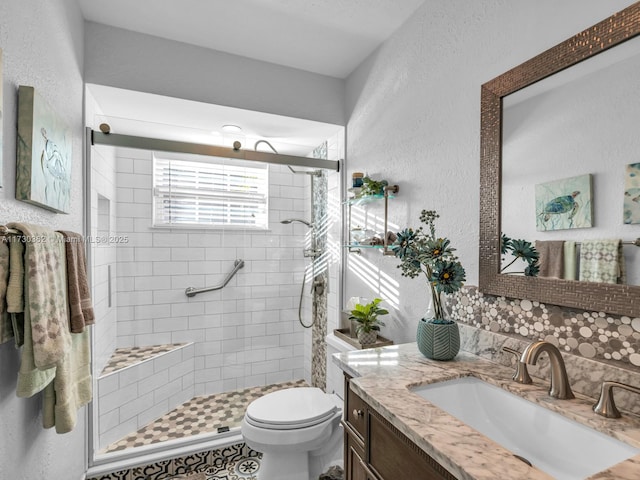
xmin=185 ymin=259 xmax=245 ymax=297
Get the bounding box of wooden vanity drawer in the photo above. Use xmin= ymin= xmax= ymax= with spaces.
xmin=345 ymin=379 xmax=367 ymax=439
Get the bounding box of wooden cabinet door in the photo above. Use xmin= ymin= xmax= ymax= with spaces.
xmin=368 ymin=410 xmax=456 ymax=480
xmin=347 ymin=443 xmax=369 ymax=480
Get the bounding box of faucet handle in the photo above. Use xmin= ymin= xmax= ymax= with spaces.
xmin=593 ymin=381 xmax=640 ymax=418
xmin=502 ymin=346 xmax=533 ymax=384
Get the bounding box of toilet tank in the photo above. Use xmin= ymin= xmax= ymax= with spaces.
xmin=325 ymin=333 xmax=358 ymax=400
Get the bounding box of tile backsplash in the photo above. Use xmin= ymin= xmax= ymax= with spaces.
xmin=450 ymin=286 xmax=640 ymax=371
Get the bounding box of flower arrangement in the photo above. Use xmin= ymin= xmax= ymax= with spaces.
xmin=391 ymin=210 xmax=466 ymax=323
xmin=500 ymin=234 xmax=540 ymax=276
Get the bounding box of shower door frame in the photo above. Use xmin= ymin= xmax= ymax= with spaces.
xmin=85 ymin=127 xmax=342 ymax=472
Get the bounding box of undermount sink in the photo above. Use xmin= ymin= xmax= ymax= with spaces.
xmin=411 ymin=377 xmax=640 ymax=480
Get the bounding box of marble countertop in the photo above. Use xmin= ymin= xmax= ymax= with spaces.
xmin=333 ymin=343 xmax=640 ymax=480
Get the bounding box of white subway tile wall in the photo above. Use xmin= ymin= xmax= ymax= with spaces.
xmin=97 ymin=343 xmax=195 ymax=448
xmin=91 ymin=145 xmax=119 ymax=376
xmin=114 ymin=148 xmax=311 ymax=396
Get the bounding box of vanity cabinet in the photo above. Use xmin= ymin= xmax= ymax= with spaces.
xmin=343 ymin=375 xmax=457 ymax=480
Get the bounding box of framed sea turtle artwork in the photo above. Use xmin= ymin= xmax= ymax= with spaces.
xmin=535 ymin=174 xmax=593 ymax=231
xmin=15 ymin=85 xmax=71 ymax=213
xmin=623 ymin=163 xmax=640 ymax=224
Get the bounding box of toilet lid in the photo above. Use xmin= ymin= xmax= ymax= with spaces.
xmin=245 ymin=387 xmax=339 ymax=430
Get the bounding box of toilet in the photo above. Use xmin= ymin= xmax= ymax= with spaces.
xmin=241 ymin=387 xmax=343 ymax=480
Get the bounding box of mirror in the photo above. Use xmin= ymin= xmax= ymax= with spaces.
xmin=480 ymin=3 xmax=640 ymax=316
xmin=501 ymin=35 xmax=640 ymax=285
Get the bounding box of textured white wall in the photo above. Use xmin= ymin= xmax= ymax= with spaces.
xmin=83 ymin=22 xmax=345 ymax=126
xmin=0 ymin=1 xmax=86 ymax=479
xmin=344 ymin=0 xmax=635 ymax=343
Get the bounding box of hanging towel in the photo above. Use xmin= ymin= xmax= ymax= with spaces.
xmin=535 ymin=241 xmax=565 ymax=278
xmin=6 ymin=237 xmax=25 ymax=347
xmin=42 ymin=328 xmax=92 ymax=433
xmin=0 ymin=239 xmax=12 ymax=344
xmin=563 ymin=241 xmax=577 ymax=281
xmin=58 ymin=231 xmax=95 ymax=333
xmin=579 ymin=239 xmax=626 ymax=284
xmin=5 ymin=227 xmax=56 ymax=397
xmin=7 ymin=223 xmax=71 ymax=369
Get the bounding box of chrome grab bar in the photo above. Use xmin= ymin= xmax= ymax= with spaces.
xmin=185 ymin=259 xmax=245 ymax=297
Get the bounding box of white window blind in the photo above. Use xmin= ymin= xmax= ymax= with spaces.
xmin=153 ymin=155 xmax=269 ymax=228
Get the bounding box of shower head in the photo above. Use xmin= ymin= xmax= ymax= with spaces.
xmin=254 ymin=139 xmax=278 ymax=154
xmin=281 ymin=218 xmax=314 ymax=228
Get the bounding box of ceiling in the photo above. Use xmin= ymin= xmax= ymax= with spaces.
xmin=77 ymin=0 xmax=425 ymax=79
xmin=87 ymin=84 xmax=344 ymax=157
xmin=82 ymin=1 xmax=424 ymax=155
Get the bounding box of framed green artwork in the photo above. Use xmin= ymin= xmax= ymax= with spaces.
xmin=535 ymin=174 xmax=593 ymax=232
xmin=16 ymin=85 xmax=71 ymax=213
xmin=624 ymin=163 xmax=640 ymax=224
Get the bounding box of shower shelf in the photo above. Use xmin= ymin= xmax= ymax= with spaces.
xmin=345 ymin=191 xmax=396 ymax=206
xmin=345 ymin=184 xmax=399 ymax=255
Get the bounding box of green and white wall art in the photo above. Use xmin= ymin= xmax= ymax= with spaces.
xmin=624 ymin=162 xmax=640 ymax=224
xmin=535 ymin=174 xmax=593 ymax=231
xmin=16 ymin=85 xmax=71 ymax=213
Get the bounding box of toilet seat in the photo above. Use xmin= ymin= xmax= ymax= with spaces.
xmin=245 ymin=387 xmax=339 ymax=431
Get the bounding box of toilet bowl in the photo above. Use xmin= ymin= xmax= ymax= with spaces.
xmin=241 ymin=387 xmax=343 ymax=480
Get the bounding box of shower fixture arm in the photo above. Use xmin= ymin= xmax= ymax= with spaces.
xmin=287 ymin=165 xmax=322 ymax=176
xmin=185 ymin=259 xmax=245 ymax=297
xmin=254 ymin=139 xmax=278 ymax=154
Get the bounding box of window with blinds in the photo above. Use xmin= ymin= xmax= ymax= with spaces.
xmin=153 ymin=155 xmax=269 ymax=229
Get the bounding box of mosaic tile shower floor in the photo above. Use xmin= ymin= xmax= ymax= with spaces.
xmin=103 ymin=379 xmax=308 ymax=453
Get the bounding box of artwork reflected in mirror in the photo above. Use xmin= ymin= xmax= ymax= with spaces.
xmin=624 ymin=163 xmax=640 ymax=224
xmin=479 ymin=3 xmax=640 ymax=317
xmin=535 ymin=174 xmax=593 ymax=232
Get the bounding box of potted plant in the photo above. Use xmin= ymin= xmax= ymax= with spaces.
xmin=349 ymin=298 xmax=388 ymax=346
xmin=360 ymin=176 xmax=389 ymax=196
xmin=391 ymin=210 xmax=466 ymax=360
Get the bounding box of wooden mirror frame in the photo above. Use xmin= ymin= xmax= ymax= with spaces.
xmin=479 ymin=3 xmax=640 ymax=317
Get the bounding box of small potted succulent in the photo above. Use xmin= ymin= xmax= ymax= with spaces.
xmin=349 ymin=298 xmax=388 ymax=346
xmin=392 ymin=210 xmax=466 ymax=360
xmin=360 ymin=176 xmax=389 ymax=196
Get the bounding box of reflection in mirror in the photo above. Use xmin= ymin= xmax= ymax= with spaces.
xmin=479 ymin=2 xmax=640 ymax=317
xmin=501 ymin=35 xmax=640 ymax=285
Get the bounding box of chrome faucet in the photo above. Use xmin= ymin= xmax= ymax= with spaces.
xmin=520 ymin=341 xmax=575 ymax=399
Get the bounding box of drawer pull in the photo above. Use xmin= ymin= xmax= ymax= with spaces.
xmin=353 ymin=409 xmax=364 ymax=417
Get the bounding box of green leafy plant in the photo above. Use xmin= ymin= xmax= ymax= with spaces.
xmin=360 ymin=176 xmax=389 ymax=196
xmin=391 ymin=210 xmax=466 ymax=323
xmin=349 ymin=298 xmax=389 ymax=335
xmin=500 ymin=234 xmax=540 ymax=276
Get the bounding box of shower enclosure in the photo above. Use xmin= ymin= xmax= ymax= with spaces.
xmin=86 ymin=117 xmax=343 ymax=472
